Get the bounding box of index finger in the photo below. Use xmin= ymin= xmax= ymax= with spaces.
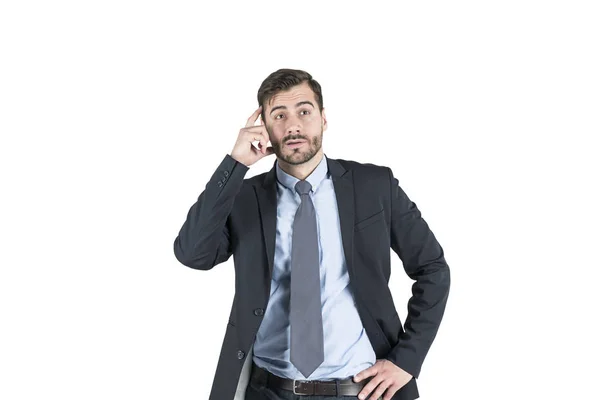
xmin=245 ymin=106 xmax=263 ymax=128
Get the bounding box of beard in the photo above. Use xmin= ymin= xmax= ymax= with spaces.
xmin=269 ymin=128 xmax=323 ymax=166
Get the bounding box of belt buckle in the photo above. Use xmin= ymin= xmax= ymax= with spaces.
xmin=292 ymin=379 xmax=312 ymax=396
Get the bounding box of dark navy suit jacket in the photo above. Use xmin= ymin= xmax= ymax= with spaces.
xmin=173 ymin=153 xmax=451 ymax=400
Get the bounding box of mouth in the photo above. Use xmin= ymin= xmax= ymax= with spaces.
xmin=286 ymin=140 xmax=307 ymax=149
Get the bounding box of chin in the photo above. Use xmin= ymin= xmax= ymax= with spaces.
xmin=274 ymin=137 xmax=322 ymax=165
xmin=285 ymin=149 xmax=320 ymax=165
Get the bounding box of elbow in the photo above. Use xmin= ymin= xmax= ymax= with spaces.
xmin=173 ymin=237 xmax=216 ymax=271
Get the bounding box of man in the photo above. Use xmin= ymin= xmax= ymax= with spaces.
xmin=173 ymin=69 xmax=450 ymax=400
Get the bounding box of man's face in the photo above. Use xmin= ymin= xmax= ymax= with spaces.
xmin=262 ymin=82 xmax=327 ymax=166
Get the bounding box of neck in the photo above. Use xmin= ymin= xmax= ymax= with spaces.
xmin=277 ymin=149 xmax=324 ymax=181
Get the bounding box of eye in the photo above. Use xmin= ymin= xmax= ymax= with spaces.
xmin=275 ymin=114 xmax=284 ymax=120
xmin=300 ymin=110 xmax=310 ymax=115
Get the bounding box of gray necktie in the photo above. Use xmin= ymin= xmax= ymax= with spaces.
xmin=290 ymin=180 xmax=324 ymax=378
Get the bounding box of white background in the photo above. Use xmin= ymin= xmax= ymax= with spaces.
xmin=1 ymin=1 xmax=599 ymax=399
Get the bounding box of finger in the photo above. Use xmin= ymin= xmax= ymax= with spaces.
xmin=354 ymin=367 xmax=376 ymax=382
xmin=243 ymin=129 xmax=266 ymax=145
xmin=244 ymin=127 xmax=270 ymax=151
xmin=259 ymin=145 xmax=274 ymax=158
xmin=245 ymin=106 xmax=263 ymax=128
xmin=255 ymin=136 xmax=269 ymax=154
xmin=250 ymin=134 xmax=267 ymax=154
xmin=242 ymin=126 xmax=269 ymax=145
xmin=369 ymin=381 xmax=392 ymax=400
xmin=258 ymin=139 xmax=267 ymax=154
xmin=357 ymin=377 xmax=383 ymax=400
xmin=252 ymin=138 xmax=265 ymax=153
xmin=243 ymin=125 xmax=267 ymax=133
xmin=250 ymin=143 xmax=261 ymax=157
xmin=382 ymin=383 xmax=402 ymax=400
xmin=262 ymin=131 xmax=271 ymax=150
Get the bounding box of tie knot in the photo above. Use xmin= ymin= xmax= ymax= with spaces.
xmin=295 ymin=180 xmax=312 ymax=195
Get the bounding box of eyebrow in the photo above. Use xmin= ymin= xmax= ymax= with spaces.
xmin=269 ymin=101 xmax=315 ymax=116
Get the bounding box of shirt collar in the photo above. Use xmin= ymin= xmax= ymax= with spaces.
xmin=275 ymin=154 xmax=329 ymax=194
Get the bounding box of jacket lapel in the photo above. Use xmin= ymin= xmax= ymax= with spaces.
xmin=254 ymin=155 xmax=355 ymax=280
xmin=254 ymin=161 xmax=278 ymax=279
xmin=328 ymin=156 xmax=356 ymax=279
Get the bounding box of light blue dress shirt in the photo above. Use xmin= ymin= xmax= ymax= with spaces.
xmin=252 ymin=154 xmax=376 ymax=380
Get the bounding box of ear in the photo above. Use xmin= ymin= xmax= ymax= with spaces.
xmin=321 ymin=107 xmax=328 ymax=131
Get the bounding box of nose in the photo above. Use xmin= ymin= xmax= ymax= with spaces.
xmin=286 ymin=116 xmax=302 ymax=134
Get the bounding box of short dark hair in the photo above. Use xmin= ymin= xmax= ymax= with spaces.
xmin=257 ymin=68 xmax=324 ymax=122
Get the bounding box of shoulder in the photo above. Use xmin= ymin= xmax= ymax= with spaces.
xmin=329 ymin=156 xmax=392 ymax=179
xmin=327 ymin=156 xmax=395 ymax=199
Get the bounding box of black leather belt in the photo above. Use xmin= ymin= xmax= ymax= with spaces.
xmin=250 ymin=363 xmax=368 ymax=396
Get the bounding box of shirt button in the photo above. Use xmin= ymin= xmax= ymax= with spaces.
xmin=237 ymin=350 xmax=245 ymax=359
xmin=254 ymin=308 xmax=264 ymax=316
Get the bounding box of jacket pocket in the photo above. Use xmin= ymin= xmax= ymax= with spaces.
xmin=354 ymin=208 xmax=384 ymax=231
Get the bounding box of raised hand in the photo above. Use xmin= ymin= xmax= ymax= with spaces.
xmin=230 ymin=106 xmax=275 ymax=167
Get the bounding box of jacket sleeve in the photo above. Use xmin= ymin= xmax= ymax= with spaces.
xmin=173 ymin=154 xmax=249 ymax=270
xmin=384 ymin=167 xmax=451 ymax=379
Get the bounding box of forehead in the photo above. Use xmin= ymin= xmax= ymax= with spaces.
xmin=267 ymin=82 xmax=316 ymax=109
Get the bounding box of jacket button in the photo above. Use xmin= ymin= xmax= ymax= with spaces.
xmin=224 ymin=171 xmax=229 ymax=177
xmin=254 ymin=308 xmax=264 ymax=316
xmin=237 ymin=350 xmax=245 ymax=359
xmin=217 ymin=181 xmax=223 ymax=187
